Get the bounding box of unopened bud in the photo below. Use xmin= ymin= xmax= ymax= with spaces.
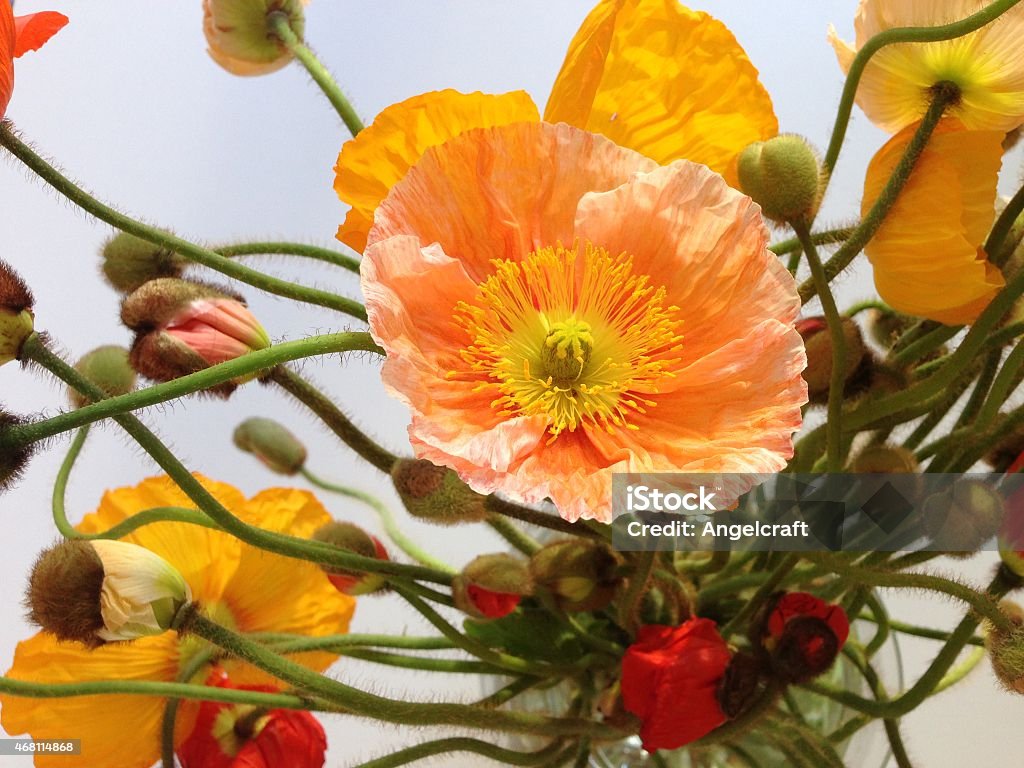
xmin=737 ymin=135 xmax=824 ymax=225
xmin=988 ymin=430 xmax=1024 ymax=473
xmin=717 ymin=652 xmax=764 ymax=719
xmin=311 ymin=521 xmax=389 ymax=595
xmin=453 ymin=553 xmax=532 ymax=620
xmin=0 ymin=259 xmax=34 ymax=367
xmin=987 ymin=603 xmax=1024 ymax=693
xmin=529 ymin=539 xmax=623 ymax=612
xmin=69 ymin=346 xmax=137 ymax=408
xmin=204 ymin=0 xmax=307 ymax=76
xmin=27 ymin=539 xmax=191 ymax=647
xmin=391 ymin=459 xmax=488 ymax=525
xmin=797 ymin=316 xmax=867 ymax=401
xmin=233 ymin=417 xmax=307 ymax=475
xmin=122 ymin=278 xmax=270 ymax=396
xmin=851 ymin=445 xmax=918 ymax=474
xmin=761 ymin=592 xmax=849 ymax=683
xmin=924 ymin=480 xmax=1003 ymax=555
xmin=100 ymin=232 xmax=185 ymax=293
xmin=0 ymin=410 xmax=35 ymax=493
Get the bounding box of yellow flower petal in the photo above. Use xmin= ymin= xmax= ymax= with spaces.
xmin=545 ymin=0 xmax=777 ymax=181
xmin=333 ymin=89 xmax=539 ymax=252
xmin=1 ymin=632 xmax=195 ymax=768
xmin=831 ymin=0 xmax=1024 ymax=133
xmin=863 ymin=119 xmax=1005 ymax=324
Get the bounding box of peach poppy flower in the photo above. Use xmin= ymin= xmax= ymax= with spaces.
xmin=334 ymin=0 xmax=776 ymax=253
xmin=362 ymin=122 xmax=806 ymax=522
xmin=203 ymin=0 xmax=309 ymax=77
xmin=0 ymin=6 xmax=68 ymax=118
xmin=1 ymin=476 xmax=354 ymax=768
xmin=830 ymin=0 xmax=1024 ymax=133
xmin=863 ymin=119 xmax=1005 ymax=324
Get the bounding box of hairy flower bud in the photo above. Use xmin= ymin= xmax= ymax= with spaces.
xmin=26 ymin=539 xmax=192 ymax=647
xmin=100 ymin=232 xmax=185 ymax=293
xmin=924 ymin=480 xmax=1003 ymax=554
xmin=122 ymin=278 xmax=270 ymax=396
xmin=529 ymin=539 xmax=623 ymax=612
xmin=865 ymin=308 xmax=915 ymax=349
xmin=311 ymin=521 xmax=388 ymax=596
xmin=0 ymin=410 xmax=35 ymax=493
xmin=0 ymin=259 xmax=34 ymax=367
xmin=987 ymin=601 xmax=1024 ymax=694
xmin=797 ymin=316 xmax=867 ymax=402
xmin=233 ymin=417 xmax=307 ymax=475
xmin=391 ymin=458 xmax=488 ymax=525
xmin=204 ymin=0 xmax=308 ymax=76
xmin=69 ymin=346 xmax=137 ymax=408
xmin=737 ymin=135 xmax=824 ymax=225
xmin=453 ymin=553 xmax=532 ymax=619
xmin=851 ymin=444 xmax=919 ymax=474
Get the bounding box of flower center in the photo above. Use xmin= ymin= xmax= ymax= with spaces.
xmin=452 ymin=243 xmax=683 ymax=441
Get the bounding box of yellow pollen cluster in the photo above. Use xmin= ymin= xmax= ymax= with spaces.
xmin=451 ymin=244 xmax=684 ymax=441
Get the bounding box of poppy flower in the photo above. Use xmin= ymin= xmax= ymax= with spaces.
xmin=830 ymin=0 xmax=1024 ymax=134
xmin=620 ymin=619 xmax=731 ymax=751
xmin=862 ymin=119 xmax=1005 ymax=325
xmin=0 ymin=6 xmax=67 ymax=118
xmin=763 ymin=592 xmax=849 ymax=682
xmin=334 ymin=0 xmax=776 ymax=252
xmin=362 ymin=121 xmax=806 ymax=522
xmin=1 ymin=476 xmax=354 ymax=768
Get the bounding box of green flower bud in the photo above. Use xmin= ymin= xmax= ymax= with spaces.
xmin=797 ymin=316 xmax=867 ymax=402
xmin=851 ymin=445 xmax=918 ymax=474
xmin=204 ymin=0 xmax=307 ymax=77
xmin=0 ymin=259 xmax=34 ymax=368
xmin=311 ymin=521 xmax=389 ymax=596
xmin=923 ymin=479 xmax=1003 ymax=554
xmin=391 ymin=459 xmax=488 ymax=525
xmin=453 ymin=553 xmax=532 ymax=620
xmin=233 ymin=417 xmax=307 ymax=475
xmin=737 ymin=135 xmax=824 ymax=225
xmin=27 ymin=539 xmax=192 ymax=647
xmin=987 ymin=601 xmax=1024 ymax=693
xmin=69 ymin=346 xmax=137 ymax=408
xmin=529 ymin=539 xmax=623 ymax=612
xmin=100 ymin=232 xmax=185 ymax=293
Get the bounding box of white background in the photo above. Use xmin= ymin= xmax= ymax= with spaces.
xmin=1 ymin=1 xmax=1023 ymax=766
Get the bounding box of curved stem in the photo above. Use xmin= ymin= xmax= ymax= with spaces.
xmin=266 ymin=13 xmax=364 ymax=136
xmin=51 ymin=426 xmax=90 ymax=539
xmin=214 ymin=241 xmax=360 ymax=273
xmin=488 ymin=515 xmax=542 ymax=555
xmin=617 ymin=550 xmax=655 ymax=634
xmin=0 ymin=121 xmax=366 ymax=321
xmin=485 ymin=496 xmax=604 ymax=540
xmin=350 ymin=737 xmax=565 ymax=768
xmin=301 ymin=468 xmax=454 ymax=572
xmin=720 ymin=554 xmax=799 ymax=640
xmin=973 ymin=340 xmax=1024 ymax=432
xmin=161 ymin=648 xmax=216 ymax=767
xmin=986 ymin=180 xmax=1024 ymax=267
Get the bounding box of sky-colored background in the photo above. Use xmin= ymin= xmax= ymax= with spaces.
xmin=1 ymin=1 xmax=1023 ymax=766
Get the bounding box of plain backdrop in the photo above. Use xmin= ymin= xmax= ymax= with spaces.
xmin=1 ymin=2 xmax=1023 ymax=766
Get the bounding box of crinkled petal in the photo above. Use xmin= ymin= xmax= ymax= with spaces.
xmin=546 ymin=0 xmax=777 ymax=181
xmin=335 ymin=89 xmax=539 ymax=252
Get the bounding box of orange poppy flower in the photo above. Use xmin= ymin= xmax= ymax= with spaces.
xmin=334 ymin=0 xmax=777 ymax=253
xmin=1 ymin=476 xmax=354 ymax=768
xmin=0 ymin=6 xmax=68 ymax=118
xmin=362 ymin=122 xmax=806 ymax=522
xmin=863 ymin=119 xmax=1005 ymax=324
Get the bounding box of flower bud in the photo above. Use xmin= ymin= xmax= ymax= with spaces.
xmin=391 ymin=458 xmax=488 ymax=525
xmin=851 ymin=445 xmax=918 ymax=474
xmin=453 ymin=553 xmax=532 ymax=620
xmin=68 ymin=346 xmax=137 ymax=408
xmin=761 ymin=592 xmax=849 ymax=683
xmin=736 ymin=135 xmax=824 ymax=225
xmin=529 ymin=539 xmax=623 ymax=612
xmin=797 ymin=316 xmax=867 ymax=402
xmin=0 ymin=259 xmax=34 ymax=367
xmin=26 ymin=539 xmax=192 ymax=647
xmin=311 ymin=521 xmax=389 ymax=596
xmin=987 ymin=602 xmax=1024 ymax=694
xmin=865 ymin=308 xmax=915 ymax=349
xmin=924 ymin=480 xmax=1003 ymax=554
xmin=204 ymin=0 xmax=307 ymax=77
xmin=100 ymin=232 xmax=185 ymax=293
xmin=0 ymin=410 xmax=35 ymax=493
xmin=233 ymin=417 xmax=307 ymax=475
xmin=716 ymin=651 xmax=765 ymax=719
xmin=121 ymin=278 xmax=270 ymax=396
xmin=988 ymin=430 xmax=1024 ymax=473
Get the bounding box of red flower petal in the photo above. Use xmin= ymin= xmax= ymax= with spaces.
xmin=13 ymin=12 xmax=67 ymax=58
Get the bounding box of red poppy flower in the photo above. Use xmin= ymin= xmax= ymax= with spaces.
xmin=177 ymin=670 xmax=327 ymax=768
xmin=465 ymin=583 xmax=521 ymax=619
xmin=620 ymin=619 xmax=731 ymax=752
xmin=764 ymin=592 xmax=849 ymax=682
xmin=1 ymin=6 xmax=68 ymax=118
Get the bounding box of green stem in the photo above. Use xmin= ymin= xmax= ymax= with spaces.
xmin=822 ymin=0 xmax=1024 ymax=175
xmin=488 ymin=515 xmax=542 ymax=555
xmin=617 ymin=550 xmax=656 ymax=633
xmin=266 ymin=13 xmax=364 ymax=136
xmin=257 ymin=633 xmax=455 ymax=654
xmin=720 ymin=554 xmax=800 ymax=640
xmin=183 ymin=611 xmax=623 ymax=739
xmin=51 ymin=427 xmax=91 ymax=539
xmin=1 ymin=333 xmax=381 ymax=449
xmin=985 ymin=179 xmax=1024 ymax=266
xmin=801 ymin=88 xmax=954 ymax=303
xmin=769 ymin=227 xmax=856 ymax=256
xmin=794 ymin=223 xmax=846 ymax=470
xmin=890 ymin=325 xmax=959 ymax=367
xmin=973 ymin=340 xmax=1024 ymax=432
xmin=341 ymin=649 xmax=501 ymax=675
xmin=474 ymin=676 xmax=543 ymax=708
xmin=0 ymin=121 xmax=366 ymax=321
xmin=301 ymin=468 xmax=454 ymax=572
xmin=269 ymin=366 xmax=397 ymax=473
xmin=485 ymin=496 xmax=604 ymax=540
xmin=161 ymin=648 xmax=216 ymax=768
xmin=214 ymin=241 xmax=360 ymax=273
xmin=350 ymin=738 xmax=565 ymax=768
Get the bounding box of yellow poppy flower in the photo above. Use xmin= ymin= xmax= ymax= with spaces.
xmin=334 ymin=0 xmax=777 ymax=252
xmin=1 ymin=475 xmax=355 ymax=768
xmin=830 ymin=0 xmax=1024 ymax=133
xmin=863 ymin=119 xmax=1005 ymax=325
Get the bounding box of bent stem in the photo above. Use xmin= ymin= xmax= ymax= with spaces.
xmin=214 ymin=241 xmax=360 ymax=273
